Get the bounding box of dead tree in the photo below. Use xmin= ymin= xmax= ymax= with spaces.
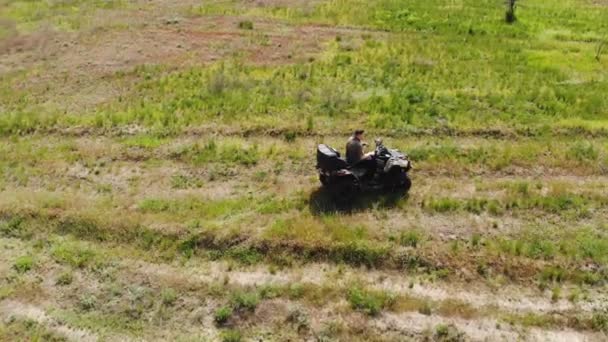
xmin=506 ymin=0 xmax=517 ymax=23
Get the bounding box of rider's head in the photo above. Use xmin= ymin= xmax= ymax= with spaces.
xmin=354 ymin=129 xmax=364 ymax=140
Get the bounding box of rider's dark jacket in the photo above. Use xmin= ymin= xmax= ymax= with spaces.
xmin=346 ymin=136 xmax=363 ymax=165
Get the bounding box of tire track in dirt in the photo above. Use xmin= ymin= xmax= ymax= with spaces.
xmin=123 ymin=259 xmax=607 ymax=341
xmin=0 ymin=300 xmax=99 ymax=342
xmin=377 ymin=311 xmax=606 ymax=342
xmin=126 ymin=259 xmax=606 ymax=316
xmin=13 ymin=124 xmax=608 ymax=139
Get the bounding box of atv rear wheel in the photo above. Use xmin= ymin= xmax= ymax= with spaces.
xmin=330 ymin=177 xmax=359 ymax=203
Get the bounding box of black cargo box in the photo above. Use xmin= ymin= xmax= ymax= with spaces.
xmin=317 ymin=144 xmax=348 ymax=171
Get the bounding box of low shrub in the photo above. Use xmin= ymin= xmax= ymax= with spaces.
xmin=347 ymin=285 xmax=395 ymax=316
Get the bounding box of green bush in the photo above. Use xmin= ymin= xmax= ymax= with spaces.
xmin=13 ymin=256 xmax=34 ymax=273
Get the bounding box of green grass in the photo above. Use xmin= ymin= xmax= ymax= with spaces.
xmin=220 ymin=329 xmax=242 ymax=342
xmin=1 ymin=0 xmax=608 ymax=337
xmin=170 ymin=140 xmax=260 ymax=166
xmin=170 ymin=174 xmax=203 ymax=189
xmin=1 ymin=0 xmax=126 ymax=33
xmin=137 ymin=196 xmax=252 ymax=219
xmin=214 ymin=306 xmax=233 ymax=325
xmin=591 ymin=308 xmax=608 ymax=333
xmin=423 ymin=191 xmax=606 ymax=217
xmin=0 ymin=217 xmax=27 ymax=238
xmin=231 ymin=290 xmax=260 ymax=312
xmin=2 ymin=1 xmax=607 ymax=135
xmin=2 ymin=193 xmax=608 ymax=284
xmin=51 ymin=239 xmax=99 ymax=269
xmin=121 ymin=135 xmax=168 ymax=149
xmin=56 ymin=271 xmax=74 ymax=286
xmin=0 ymin=318 xmax=67 ymax=342
xmin=161 ymin=288 xmax=178 ymax=306
xmin=399 ymin=230 xmax=422 ymax=248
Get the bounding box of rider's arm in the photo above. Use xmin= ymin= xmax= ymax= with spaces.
xmin=362 ymin=142 xmax=373 ymax=159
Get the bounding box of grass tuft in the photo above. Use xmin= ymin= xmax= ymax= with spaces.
xmin=347 ymin=285 xmax=395 ymax=316
xmin=214 ymin=306 xmax=233 ymax=326
xmin=231 ymin=291 xmax=260 ymax=312
xmin=51 ymin=240 xmax=98 ymax=269
xmin=237 ymin=20 xmax=253 ymax=30
xmin=13 ymin=256 xmax=34 ymax=273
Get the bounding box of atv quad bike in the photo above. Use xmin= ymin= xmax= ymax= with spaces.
xmin=316 ymin=139 xmax=412 ymax=202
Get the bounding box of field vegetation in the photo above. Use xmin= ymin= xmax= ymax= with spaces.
xmin=1 ymin=0 xmax=608 ymax=340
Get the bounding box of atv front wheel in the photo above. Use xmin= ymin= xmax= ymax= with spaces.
xmin=401 ymin=174 xmax=412 ymax=192
xmin=384 ymin=168 xmax=411 ymax=193
xmin=319 ymin=174 xmax=329 ymax=187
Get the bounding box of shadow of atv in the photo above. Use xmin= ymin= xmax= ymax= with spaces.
xmin=308 ymin=186 xmax=410 ymax=215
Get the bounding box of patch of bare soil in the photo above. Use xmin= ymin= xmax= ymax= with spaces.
xmin=589 ymin=0 xmax=608 ymax=6
xmin=1 ymin=10 xmax=375 ymax=111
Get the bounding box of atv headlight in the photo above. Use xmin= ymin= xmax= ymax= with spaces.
xmin=384 ymin=158 xmax=410 ymax=173
xmin=392 ymin=159 xmax=409 ymax=168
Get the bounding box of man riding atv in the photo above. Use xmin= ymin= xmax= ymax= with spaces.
xmin=346 ymin=129 xmax=376 ymax=181
xmin=316 ymin=130 xmax=412 ymax=202
xmin=346 ymin=129 xmax=374 ymax=165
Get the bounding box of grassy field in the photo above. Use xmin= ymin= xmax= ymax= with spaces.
xmin=1 ymin=0 xmax=608 ymax=341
